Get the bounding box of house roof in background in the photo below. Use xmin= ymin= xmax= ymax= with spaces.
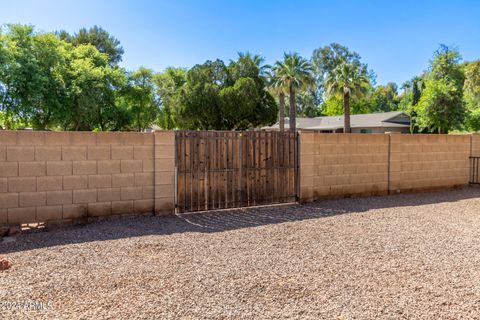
xmin=264 ymin=111 xmax=410 ymax=130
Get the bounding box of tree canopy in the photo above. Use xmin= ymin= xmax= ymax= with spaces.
xmin=1 ymin=24 xmax=479 ymax=133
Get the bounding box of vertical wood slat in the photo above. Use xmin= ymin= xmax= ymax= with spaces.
xmin=175 ymin=130 xmax=298 ymax=213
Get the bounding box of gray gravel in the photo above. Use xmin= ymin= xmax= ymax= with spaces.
xmin=2 ymin=187 xmax=480 ymax=319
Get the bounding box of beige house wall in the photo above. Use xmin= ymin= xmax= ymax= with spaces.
xmin=0 ymin=131 xmax=175 ymax=225
xmin=350 ymin=127 xmax=409 ymax=134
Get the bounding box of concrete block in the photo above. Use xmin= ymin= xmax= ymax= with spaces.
xmin=121 ymin=186 xmax=143 ymax=200
xmin=19 ymin=192 xmax=46 ymax=207
xmin=0 ymin=178 xmax=6 ymax=192
xmin=88 ymin=202 xmax=112 ymax=217
xmin=98 ymin=188 xmax=121 ymax=202
xmin=36 ymin=205 xmax=63 ymax=221
xmin=154 ymin=158 xmax=175 ymax=172
xmin=154 ymin=184 xmax=174 ymax=199
xmin=71 ymin=132 xmax=96 ymax=145
xmin=35 ymin=146 xmax=62 ymax=161
xmin=154 ymin=197 xmax=174 ymax=214
xmin=8 ymin=207 xmax=35 ymax=224
xmin=0 ymin=146 xmax=5 ymax=161
xmin=96 ymin=132 xmax=122 ymax=145
xmin=0 ymin=162 xmax=18 ymax=177
xmin=62 ymin=146 xmax=86 ymax=161
xmin=45 ymin=132 xmax=71 ymax=145
xmin=47 ymin=161 xmax=72 ymax=176
xmin=112 ymin=200 xmax=134 ymax=215
xmin=154 ymin=131 xmax=174 ymax=145
xmin=37 ymin=176 xmax=63 ymax=191
xmin=142 ymin=186 xmax=154 ymax=199
xmin=73 ymin=161 xmax=97 ymax=175
xmin=0 ymin=193 xmax=18 ymax=209
xmin=121 ymin=160 xmax=143 ymax=173
xmin=63 ymin=175 xmax=88 ymax=190
xmin=73 ymin=189 xmax=97 ymax=204
xmin=154 ymin=171 xmax=174 ymax=186
xmin=47 ymin=190 xmax=72 ymax=205
xmin=0 ymin=131 xmax=17 ymax=145
xmin=134 ymin=199 xmax=154 ymax=213
xmin=8 ymin=177 xmax=36 ymax=192
xmin=300 ymin=132 xmax=314 ymax=144
xmin=155 ymin=145 xmax=175 ymax=159
xmin=112 ymin=173 xmax=135 ymax=187
xmin=88 ymin=175 xmax=111 ymax=189
xmin=111 ymin=146 xmax=133 ymax=160
xmin=0 ymin=209 xmax=7 ymax=224
xmin=134 ymin=146 xmax=154 ymax=160
xmin=19 ymin=161 xmax=46 ymax=177
xmin=7 ymin=146 xmax=34 ymax=161
xmin=88 ymin=146 xmax=111 ymax=160
xmin=142 ymin=159 xmax=154 ymax=172
xmin=122 ymin=132 xmax=153 ymax=145
xmin=17 ymin=131 xmax=45 ymax=145
xmin=134 ymin=172 xmax=154 ymax=186
xmin=97 ymin=160 xmax=121 ymax=174
xmin=63 ymin=204 xmax=87 ymax=219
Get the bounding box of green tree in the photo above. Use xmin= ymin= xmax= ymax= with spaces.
xmin=463 ymin=61 xmax=480 ymax=131
xmin=63 ymin=44 xmax=125 ymax=131
xmin=274 ymin=53 xmax=314 ymax=131
xmin=154 ymin=67 xmax=186 ymax=129
xmin=174 ymin=57 xmax=276 ymax=130
xmin=311 ymin=43 xmax=374 ymax=98
xmin=121 ymin=67 xmax=160 ymax=131
xmin=296 ymin=89 xmax=321 ymax=117
xmin=416 ymin=78 xmax=464 ymax=133
xmin=268 ymin=66 xmax=287 ymax=131
xmin=369 ymin=82 xmax=400 ymax=112
xmin=0 ymin=24 xmax=70 ymax=130
xmin=416 ymin=45 xmax=465 ymax=133
xmin=58 ymin=25 xmax=124 ymax=65
xmin=324 ymin=63 xmax=370 ymax=133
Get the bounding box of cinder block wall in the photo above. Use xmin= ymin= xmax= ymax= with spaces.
xmin=389 ymin=134 xmax=470 ymax=192
xmin=300 ymin=133 xmax=389 ymax=202
xmin=300 ymin=132 xmax=472 ymax=203
xmin=0 ymin=131 xmax=175 ymax=225
xmin=471 ymin=134 xmax=480 ymax=157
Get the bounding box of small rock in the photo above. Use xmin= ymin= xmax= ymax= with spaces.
xmin=0 ymin=257 xmax=11 ymax=271
xmin=8 ymin=225 xmax=21 ymax=236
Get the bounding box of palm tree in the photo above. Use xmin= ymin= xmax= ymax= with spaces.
xmin=267 ymin=67 xmax=287 ymax=132
xmin=274 ymin=53 xmax=314 ymax=131
xmin=237 ymin=51 xmax=269 ymax=77
xmin=325 ymin=63 xmax=370 ymax=133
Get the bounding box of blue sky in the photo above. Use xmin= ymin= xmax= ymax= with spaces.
xmin=1 ymin=0 xmax=479 ymax=86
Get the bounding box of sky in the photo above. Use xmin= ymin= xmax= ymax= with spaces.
xmin=1 ymin=0 xmax=479 ymax=86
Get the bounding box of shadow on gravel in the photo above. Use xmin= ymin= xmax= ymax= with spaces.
xmin=2 ymin=186 xmax=480 ymax=254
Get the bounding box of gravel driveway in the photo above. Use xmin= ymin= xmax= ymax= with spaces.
xmin=2 ymin=187 xmax=480 ymax=319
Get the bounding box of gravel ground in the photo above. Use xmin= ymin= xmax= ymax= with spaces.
xmin=2 ymin=187 xmax=480 ymax=319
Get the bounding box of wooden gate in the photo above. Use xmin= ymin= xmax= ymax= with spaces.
xmin=175 ymin=131 xmax=298 ymax=213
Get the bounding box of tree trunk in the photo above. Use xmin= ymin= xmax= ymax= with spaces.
xmin=289 ymin=83 xmax=296 ymax=132
xmin=343 ymin=90 xmax=351 ymax=133
xmin=279 ymin=92 xmax=285 ymax=132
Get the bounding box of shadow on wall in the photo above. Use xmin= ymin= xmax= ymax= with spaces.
xmin=2 ymin=186 xmax=480 ymax=254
